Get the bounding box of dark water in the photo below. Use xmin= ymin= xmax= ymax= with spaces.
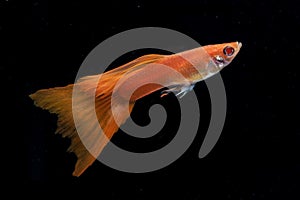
xmin=4 ymin=0 xmax=300 ymax=198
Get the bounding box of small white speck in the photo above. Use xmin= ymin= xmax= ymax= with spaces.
xmin=215 ymin=15 xmax=219 ymax=19
xmin=137 ymin=5 xmax=141 ymax=8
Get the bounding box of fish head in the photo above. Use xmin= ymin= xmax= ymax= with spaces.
xmin=203 ymin=41 xmax=242 ymax=70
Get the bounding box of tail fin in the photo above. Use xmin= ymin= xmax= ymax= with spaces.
xmin=29 ymin=54 xmax=164 ymax=176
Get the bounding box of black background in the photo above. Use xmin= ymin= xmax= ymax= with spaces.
xmin=3 ymin=0 xmax=300 ymax=198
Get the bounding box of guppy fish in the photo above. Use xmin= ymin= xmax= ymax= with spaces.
xmin=30 ymin=42 xmax=242 ymax=176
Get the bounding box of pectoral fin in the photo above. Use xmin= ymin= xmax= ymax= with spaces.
xmin=161 ymin=84 xmax=195 ymax=98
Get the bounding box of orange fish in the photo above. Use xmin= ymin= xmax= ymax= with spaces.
xmin=30 ymin=42 xmax=242 ymax=176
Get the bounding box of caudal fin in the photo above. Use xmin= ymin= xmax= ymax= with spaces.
xmin=29 ymin=54 xmax=165 ymax=176
xmin=30 ymin=78 xmax=135 ymax=176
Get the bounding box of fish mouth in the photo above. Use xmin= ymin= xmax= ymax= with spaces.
xmin=237 ymin=41 xmax=242 ymax=49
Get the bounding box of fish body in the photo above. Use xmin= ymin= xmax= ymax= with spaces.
xmin=116 ymin=42 xmax=241 ymax=101
xmin=30 ymin=42 xmax=242 ymax=176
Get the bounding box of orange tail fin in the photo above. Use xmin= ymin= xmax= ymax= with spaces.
xmin=29 ymin=54 xmax=165 ymax=176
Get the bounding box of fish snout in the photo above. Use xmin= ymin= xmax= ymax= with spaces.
xmin=237 ymin=41 xmax=242 ymax=49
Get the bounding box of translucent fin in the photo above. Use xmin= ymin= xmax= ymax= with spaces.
xmin=161 ymin=84 xmax=195 ymax=98
xmin=29 ymin=54 xmax=166 ymax=176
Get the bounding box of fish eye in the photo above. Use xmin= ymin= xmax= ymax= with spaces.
xmin=223 ymin=46 xmax=235 ymax=56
